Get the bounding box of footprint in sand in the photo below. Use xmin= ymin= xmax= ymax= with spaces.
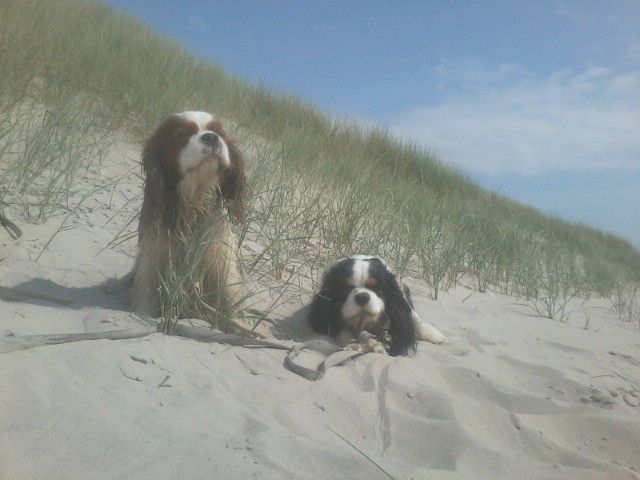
xmin=579 ymin=392 xmax=615 ymax=409
xmin=608 ymin=350 xmax=640 ymax=367
xmin=495 ymin=355 xmax=616 ymax=409
xmin=443 ymin=365 xmax=553 ymax=414
xmin=622 ymin=391 xmax=640 ymax=408
xmin=454 ymin=326 xmax=504 ymax=353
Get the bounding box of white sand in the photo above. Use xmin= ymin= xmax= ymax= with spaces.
xmin=1 ymin=141 xmax=640 ymax=480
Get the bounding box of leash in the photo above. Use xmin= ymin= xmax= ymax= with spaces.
xmin=0 ymin=291 xmax=365 ymax=379
xmin=284 ymin=339 xmax=365 ymax=381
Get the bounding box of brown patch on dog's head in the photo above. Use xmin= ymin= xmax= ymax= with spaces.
xmin=138 ymin=112 xmax=247 ymax=240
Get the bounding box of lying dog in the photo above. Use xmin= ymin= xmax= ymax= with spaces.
xmin=309 ymin=256 xmax=445 ymax=355
xmin=130 ymin=111 xmax=247 ymax=327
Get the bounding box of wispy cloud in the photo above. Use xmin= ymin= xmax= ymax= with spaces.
xmin=553 ymin=1 xmax=623 ymax=25
xmin=390 ymin=62 xmax=640 ymax=176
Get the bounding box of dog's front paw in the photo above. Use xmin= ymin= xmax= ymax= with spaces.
xmin=369 ymin=339 xmax=387 ymax=354
xmin=363 ymin=338 xmax=387 ymax=354
xmin=347 ymin=338 xmax=386 ymax=354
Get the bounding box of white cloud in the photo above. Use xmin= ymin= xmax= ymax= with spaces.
xmin=390 ymin=64 xmax=640 ymax=176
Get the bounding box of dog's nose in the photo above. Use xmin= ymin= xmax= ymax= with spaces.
xmin=200 ymin=132 xmax=219 ymax=147
xmin=354 ymin=291 xmax=370 ymax=306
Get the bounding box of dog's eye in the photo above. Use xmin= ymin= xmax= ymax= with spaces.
xmin=337 ymin=285 xmax=353 ymax=299
xmin=369 ymin=285 xmax=383 ymax=296
xmin=175 ymin=127 xmax=195 ymax=141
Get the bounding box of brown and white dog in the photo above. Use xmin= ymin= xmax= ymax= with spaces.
xmin=130 ymin=111 xmax=247 ymax=327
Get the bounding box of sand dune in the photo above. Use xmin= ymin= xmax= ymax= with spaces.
xmin=1 ymin=142 xmax=639 ymax=480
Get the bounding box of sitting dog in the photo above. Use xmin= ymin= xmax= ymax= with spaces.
xmin=309 ymin=256 xmax=445 ymax=355
xmin=130 ymin=111 xmax=247 ymax=328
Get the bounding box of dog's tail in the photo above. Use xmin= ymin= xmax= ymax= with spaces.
xmin=414 ymin=315 xmax=446 ymax=344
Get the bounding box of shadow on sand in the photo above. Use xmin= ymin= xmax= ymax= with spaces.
xmin=0 ymin=276 xmax=131 ymax=311
xmin=266 ymin=304 xmax=330 ymax=343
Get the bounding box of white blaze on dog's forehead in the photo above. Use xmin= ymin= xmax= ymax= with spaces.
xmin=176 ymin=111 xmax=214 ymax=130
xmin=351 ymin=257 xmax=370 ymax=287
xmin=347 ymin=255 xmax=387 ymax=268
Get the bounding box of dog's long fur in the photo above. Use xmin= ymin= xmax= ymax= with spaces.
xmin=309 ymin=256 xmax=445 ymax=355
xmin=131 ymin=112 xmax=247 ymax=325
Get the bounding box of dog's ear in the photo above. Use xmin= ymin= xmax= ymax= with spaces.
xmin=220 ymin=142 xmax=247 ymax=224
xmin=384 ymin=275 xmax=417 ymax=356
xmin=309 ymin=265 xmax=352 ymax=341
xmin=138 ymin=115 xmax=191 ymax=238
xmin=138 ymin=144 xmax=166 ymax=241
xmin=402 ymin=284 xmax=414 ymax=308
xmin=308 ymin=288 xmax=335 ymax=335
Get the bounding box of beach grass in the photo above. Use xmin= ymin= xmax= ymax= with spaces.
xmin=1 ymin=0 xmax=639 ymax=326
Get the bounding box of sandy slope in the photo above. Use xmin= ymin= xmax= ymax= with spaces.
xmin=1 ymin=141 xmax=640 ymax=480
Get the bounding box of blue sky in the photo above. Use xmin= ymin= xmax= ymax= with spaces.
xmin=106 ymin=0 xmax=640 ymax=247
